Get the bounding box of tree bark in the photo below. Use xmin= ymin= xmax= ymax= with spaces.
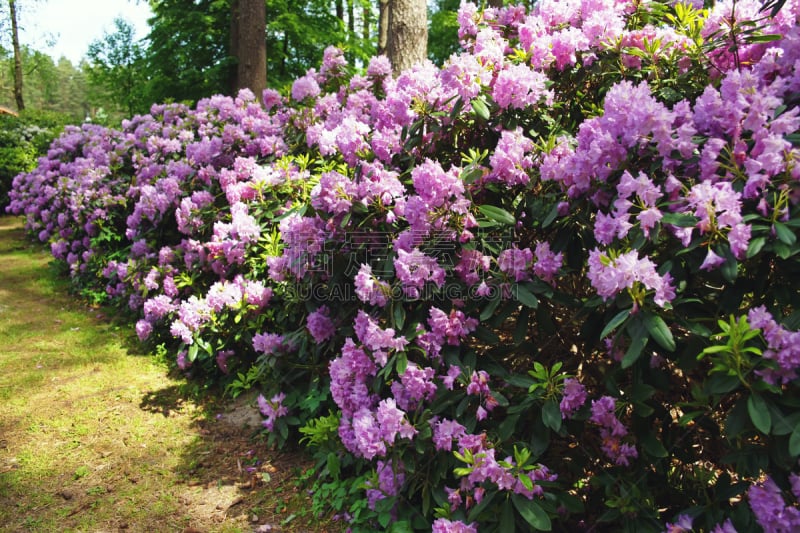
xmin=9 ymin=0 xmax=24 ymax=110
xmin=335 ymin=0 xmax=343 ymax=22
xmin=487 ymin=0 xmax=503 ymax=7
xmin=378 ymin=0 xmax=389 ymax=56
xmin=232 ymin=0 xmax=266 ymax=97
xmin=229 ymin=0 xmax=240 ymax=93
xmin=387 ymin=0 xmax=427 ymax=76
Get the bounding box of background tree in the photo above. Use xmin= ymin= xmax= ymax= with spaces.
xmin=0 ymin=47 xmax=88 ymax=120
xmin=378 ymin=0 xmax=388 ymax=55
xmin=387 ymin=0 xmax=427 ymax=75
xmin=143 ymin=0 xmax=368 ymax=102
xmin=145 ymin=0 xmax=233 ymax=104
xmin=427 ymin=0 xmax=460 ymax=65
xmin=8 ymin=0 xmax=23 ymax=110
xmin=266 ymin=0 xmax=363 ymax=86
xmin=86 ymin=17 xmax=148 ymax=117
xmin=231 ymin=0 xmax=266 ymax=95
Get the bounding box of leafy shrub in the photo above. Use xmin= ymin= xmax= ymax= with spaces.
xmin=7 ymin=1 xmax=800 ymax=531
xmin=0 ymin=110 xmax=71 ymax=210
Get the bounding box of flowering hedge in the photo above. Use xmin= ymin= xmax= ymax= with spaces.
xmin=7 ymin=1 xmax=800 ymax=531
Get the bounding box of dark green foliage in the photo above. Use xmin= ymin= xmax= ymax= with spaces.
xmin=428 ymin=0 xmax=461 ymax=65
xmin=0 ymin=110 xmax=70 ymax=209
xmin=86 ymin=18 xmax=149 ymax=117
xmin=145 ymin=0 xmax=235 ymax=105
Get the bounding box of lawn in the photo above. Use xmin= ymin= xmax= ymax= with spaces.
xmin=0 ymin=215 xmax=333 ymax=533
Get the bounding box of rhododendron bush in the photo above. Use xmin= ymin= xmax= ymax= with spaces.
xmin=7 ymin=0 xmax=800 ymax=531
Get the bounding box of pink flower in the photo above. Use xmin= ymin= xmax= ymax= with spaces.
xmin=533 ymin=241 xmax=562 ymax=283
xmin=354 ymin=264 xmax=391 ymax=307
xmin=700 ymin=248 xmax=725 ymax=271
xmin=559 ymin=378 xmax=586 ymax=419
xmin=291 ymin=71 xmax=321 ymax=101
xmin=306 ymin=306 xmax=336 ymax=343
xmin=394 ymin=248 xmax=446 ymax=298
xmin=493 ymin=63 xmax=551 ymax=110
xmin=498 ymin=246 xmax=533 ymax=282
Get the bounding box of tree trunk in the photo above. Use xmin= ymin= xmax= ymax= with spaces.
xmin=232 ymin=0 xmax=266 ymax=97
xmin=488 ymin=0 xmax=503 ymax=7
xmin=9 ymin=0 xmax=24 ymax=111
xmin=378 ymin=0 xmax=389 ymax=56
xmin=335 ymin=0 xmax=343 ymax=23
xmin=229 ymin=0 xmax=240 ymax=93
xmin=387 ymin=0 xmax=427 ymax=76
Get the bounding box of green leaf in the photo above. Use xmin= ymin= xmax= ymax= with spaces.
xmin=660 ymin=212 xmax=699 ymax=227
xmin=708 ymin=374 xmax=741 ymax=395
xmin=461 ymin=166 xmax=484 ymax=185
xmin=542 ymin=202 xmax=560 ymax=228
xmin=748 ymin=393 xmax=771 ymax=434
xmin=641 ymin=433 xmax=668 ymax=458
xmin=789 ymin=423 xmax=800 ymax=456
xmin=774 ymin=241 xmax=793 ymax=259
xmin=600 ymin=308 xmax=631 ymax=339
xmin=774 ymin=221 xmax=797 ymax=246
xmin=622 ymin=315 xmax=649 ymax=369
xmin=478 ymin=204 xmax=516 ymax=225
xmin=747 ymin=236 xmax=766 ymax=258
xmin=643 ymin=313 xmax=676 ymax=352
xmin=187 ymin=343 xmax=199 ymax=362
xmin=389 ymin=521 xmax=413 ymax=533
xmin=748 ymin=33 xmax=783 ymax=42
xmin=467 ymin=490 xmax=496 ymax=522
xmin=500 ymin=501 xmax=516 ymax=531
xmin=473 ymin=325 xmax=500 ymax=344
xmin=512 ymin=494 xmax=552 ymax=531
xmin=378 ymin=511 xmax=392 ymax=528
xmin=542 ymin=399 xmax=562 ymax=432
xmin=721 ymin=253 xmax=738 ymax=283
xmin=480 ymin=296 xmax=502 ymax=321
xmin=471 ymin=98 xmax=491 ymax=121
xmin=393 ymin=304 xmax=405 ymax=331
xmin=326 ymin=452 xmax=340 ymax=478
xmin=396 ymin=352 xmax=408 ymax=374
xmin=515 ymin=284 xmax=539 ymax=309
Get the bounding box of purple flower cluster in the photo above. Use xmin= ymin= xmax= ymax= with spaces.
xmin=366 ymin=459 xmax=406 ymax=510
xmin=590 ymin=396 xmax=638 ymax=466
xmin=354 ymin=264 xmax=390 ymax=307
xmin=748 ymin=476 xmax=800 ymax=532
xmin=449 ymin=431 xmax=558 ymax=508
xmin=587 ymin=249 xmax=675 ymax=308
xmin=306 ymin=306 xmax=336 ymax=343
xmin=253 ymin=333 xmax=294 ymax=356
xmin=257 ymin=392 xmax=289 ymax=432
xmin=498 ymin=246 xmax=533 ymax=282
xmin=559 ymin=378 xmax=587 ymax=419
xmin=749 ymin=306 xmax=800 ymax=385
xmin=432 ymin=518 xmax=478 ymax=533
xmin=8 ymin=0 xmax=800 ymax=529
xmin=394 ymin=248 xmax=446 ymax=298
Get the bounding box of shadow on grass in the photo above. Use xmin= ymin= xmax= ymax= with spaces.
xmin=0 ymin=216 xmax=335 ymax=531
xmin=137 ymin=380 xmax=329 ymax=531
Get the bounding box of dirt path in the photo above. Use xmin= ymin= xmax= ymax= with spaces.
xmin=0 ymin=216 xmax=324 ymax=533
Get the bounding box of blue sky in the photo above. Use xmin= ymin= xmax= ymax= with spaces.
xmin=17 ymin=0 xmax=153 ymax=64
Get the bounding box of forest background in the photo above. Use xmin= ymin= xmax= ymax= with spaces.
xmin=0 ymin=0 xmax=463 ymax=123
xmin=0 ymin=0 xmax=457 ymax=210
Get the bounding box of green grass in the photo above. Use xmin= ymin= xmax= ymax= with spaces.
xmin=0 ymin=216 xmax=340 ymax=532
